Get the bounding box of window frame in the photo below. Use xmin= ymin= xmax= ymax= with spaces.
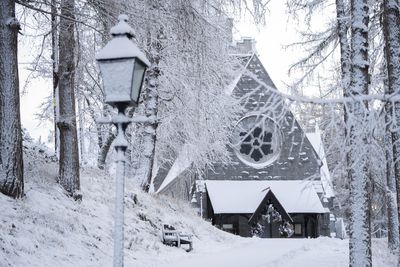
xmin=294 ymin=223 xmax=302 ymax=235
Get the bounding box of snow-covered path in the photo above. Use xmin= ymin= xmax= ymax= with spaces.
xmin=160 ymin=238 xmax=348 ymax=267
xmin=157 ymin=237 xmax=399 ymax=267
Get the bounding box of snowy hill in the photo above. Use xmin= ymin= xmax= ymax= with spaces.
xmin=0 ymin=147 xmax=234 ymax=267
xmin=0 ymin=145 xmax=398 ymax=267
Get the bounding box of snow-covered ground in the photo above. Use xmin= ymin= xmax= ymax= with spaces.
xmin=0 ymin=148 xmax=398 ymax=266
xmin=161 ymin=237 xmax=397 ymax=267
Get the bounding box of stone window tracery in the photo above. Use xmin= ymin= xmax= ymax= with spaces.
xmin=232 ymin=115 xmax=282 ymax=168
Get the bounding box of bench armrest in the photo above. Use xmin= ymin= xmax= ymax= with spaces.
xmin=178 ymin=233 xmax=192 ymax=240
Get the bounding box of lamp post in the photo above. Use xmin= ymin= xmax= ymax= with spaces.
xmin=194 ymin=180 xmax=206 ymax=218
xmin=96 ymin=14 xmax=150 ymax=267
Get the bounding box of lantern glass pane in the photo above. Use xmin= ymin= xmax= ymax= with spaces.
xmin=98 ymin=58 xmax=135 ymax=104
xmin=131 ymin=62 xmax=146 ymax=103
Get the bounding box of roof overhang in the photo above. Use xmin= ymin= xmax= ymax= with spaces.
xmin=205 ymin=180 xmax=326 ymax=215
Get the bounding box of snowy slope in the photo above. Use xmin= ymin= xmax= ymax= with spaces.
xmin=0 ymin=148 xmax=234 ymax=267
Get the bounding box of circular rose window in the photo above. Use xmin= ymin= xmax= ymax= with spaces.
xmin=231 ymin=115 xmax=282 ymax=168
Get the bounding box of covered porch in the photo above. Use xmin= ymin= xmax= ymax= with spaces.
xmin=204 ymin=180 xmax=327 ymax=238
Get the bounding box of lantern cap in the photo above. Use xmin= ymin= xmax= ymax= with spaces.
xmin=110 ymin=14 xmax=135 ymax=38
xmin=95 ymin=14 xmax=151 ymax=67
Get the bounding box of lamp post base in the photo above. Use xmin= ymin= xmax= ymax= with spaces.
xmin=113 ymin=146 xmax=126 ymax=267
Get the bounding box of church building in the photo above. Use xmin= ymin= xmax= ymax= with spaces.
xmin=152 ymin=38 xmax=334 ymax=238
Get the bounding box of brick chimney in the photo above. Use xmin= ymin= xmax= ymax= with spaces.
xmin=231 ymin=37 xmax=257 ymax=55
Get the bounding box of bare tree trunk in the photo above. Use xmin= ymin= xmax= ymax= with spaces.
xmin=382 ymin=0 xmax=400 ymax=249
xmin=336 ymin=0 xmax=353 ymax=200
xmin=134 ymin=3 xmax=162 ymax=191
xmin=51 ymin=0 xmax=60 ymax=157
xmin=58 ymin=0 xmax=80 ymax=198
xmin=97 ymin=131 xmax=115 ymax=169
xmin=336 ymin=0 xmax=351 ymax=93
xmin=384 ymin=105 xmax=400 ymax=251
xmin=84 ymin=96 xmax=103 ymax=149
xmin=336 ymin=0 xmax=351 ymax=130
xmin=77 ymin=90 xmax=85 ymax=163
xmin=135 ymin=69 xmax=159 ymax=191
xmin=0 ymin=0 xmax=24 ymax=199
xmin=348 ymin=0 xmax=371 ymax=265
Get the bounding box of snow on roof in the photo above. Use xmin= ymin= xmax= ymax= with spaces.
xmin=156 ymin=145 xmax=192 ymax=194
xmin=306 ymin=128 xmax=335 ymax=198
xmin=225 ymin=72 xmax=242 ymax=96
xmin=312 ymin=180 xmax=324 ymax=194
xmin=205 ymin=180 xmax=326 ymax=214
xmin=224 ymin=54 xmax=254 ymax=95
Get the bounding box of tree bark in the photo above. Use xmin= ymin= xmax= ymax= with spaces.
xmin=336 ymin=0 xmax=351 ymax=126
xmin=77 ymin=87 xmax=85 ymax=163
xmin=384 ymin=104 xmax=400 ymax=251
xmin=58 ymin=0 xmax=80 ymax=197
xmin=135 ymin=70 xmax=159 ymax=191
xmin=382 ymin=0 xmax=400 ymax=249
xmin=348 ymin=0 xmax=371 ymax=266
xmin=0 ymin=0 xmax=24 ymax=199
xmin=336 ymin=0 xmax=351 ymax=93
xmin=84 ymin=97 xmax=103 ymax=149
xmin=97 ymin=131 xmax=115 ymax=169
xmin=135 ymin=11 xmax=162 ymax=191
xmin=51 ymin=0 xmax=60 ymax=157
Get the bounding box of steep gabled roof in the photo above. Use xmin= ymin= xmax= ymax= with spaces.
xmin=207 ymin=54 xmax=321 ymax=182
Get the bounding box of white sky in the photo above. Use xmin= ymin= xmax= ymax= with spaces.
xmin=19 ymin=74 xmax=49 ymax=143
xmin=19 ymin=69 xmax=52 ymax=143
xmin=234 ymin=1 xmax=297 ymax=90
xmin=18 ymin=1 xmax=329 ymax=144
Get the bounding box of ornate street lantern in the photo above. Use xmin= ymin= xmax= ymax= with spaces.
xmin=95 ymin=14 xmax=151 ymax=267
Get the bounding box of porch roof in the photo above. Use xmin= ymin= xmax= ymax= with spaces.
xmin=205 ymin=180 xmax=326 ymax=214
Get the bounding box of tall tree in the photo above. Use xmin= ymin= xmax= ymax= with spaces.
xmin=383 ymin=103 xmax=400 ymax=251
xmin=0 ymin=0 xmax=24 ymax=198
xmin=347 ymin=0 xmax=371 ymax=265
xmin=51 ymin=0 xmax=60 ymax=157
xmin=132 ymin=0 xmax=163 ymax=190
xmin=336 ymin=0 xmax=351 ymax=91
xmin=336 ymin=0 xmax=351 ymax=127
xmin=382 ymin=0 xmax=400 ymax=250
xmin=57 ymin=0 xmax=80 ymax=198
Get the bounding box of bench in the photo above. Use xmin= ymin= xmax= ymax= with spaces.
xmin=162 ymin=224 xmax=193 ymax=252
